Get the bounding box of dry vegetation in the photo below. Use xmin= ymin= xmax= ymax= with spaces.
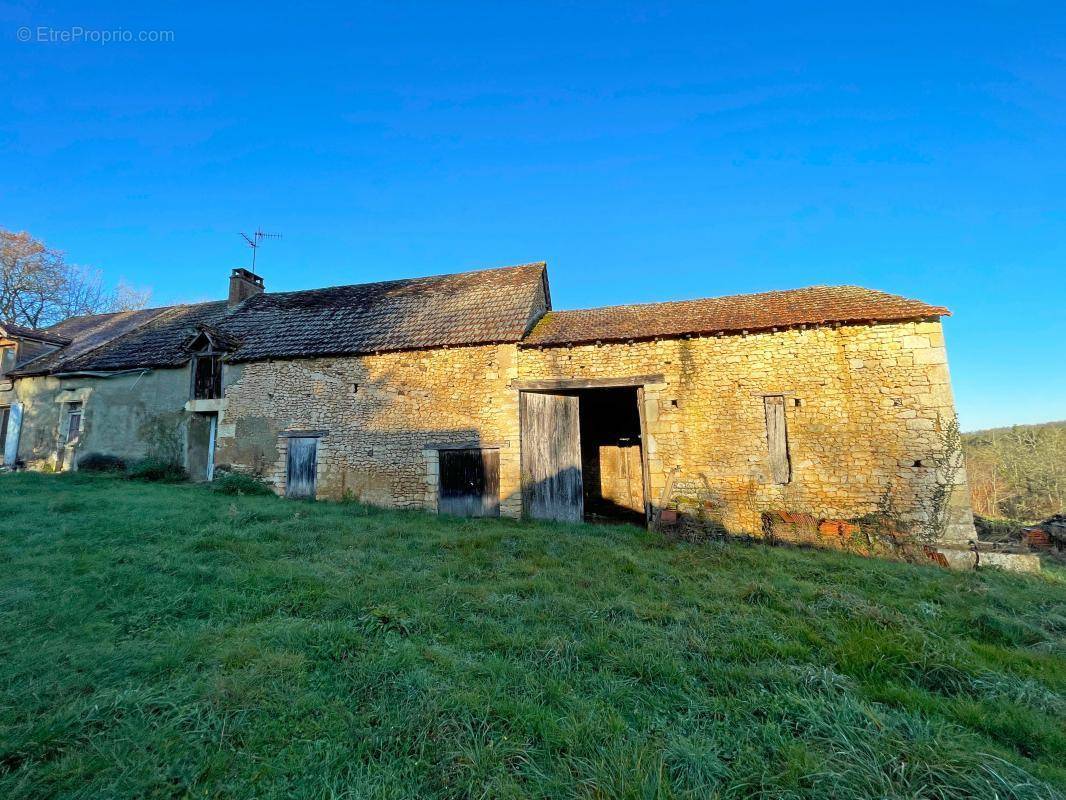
xmin=964 ymin=421 xmax=1066 ymax=524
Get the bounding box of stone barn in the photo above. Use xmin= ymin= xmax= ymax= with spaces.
xmin=0 ymin=262 xmax=975 ymax=545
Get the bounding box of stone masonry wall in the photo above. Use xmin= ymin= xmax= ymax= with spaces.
xmin=518 ymin=319 xmax=974 ymax=543
xmin=215 ymin=319 xmax=973 ymax=544
xmin=215 ymin=344 xmax=523 ymax=515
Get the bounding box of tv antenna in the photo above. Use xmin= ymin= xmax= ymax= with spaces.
xmin=239 ymin=228 xmax=282 ymax=272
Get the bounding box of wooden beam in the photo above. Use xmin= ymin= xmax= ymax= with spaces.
xmin=424 ymin=441 xmax=503 ymax=451
xmin=510 ymin=374 xmax=665 ymax=391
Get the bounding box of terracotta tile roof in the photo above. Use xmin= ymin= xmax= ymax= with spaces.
xmin=13 ymin=263 xmax=549 ymax=375
xmin=521 ymin=285 xmax=949 ymax=347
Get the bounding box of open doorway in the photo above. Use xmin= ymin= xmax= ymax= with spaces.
xmin=578 ymin=388 xmax=646 ymax=525
xmin=520 ymin=386 xmax=647 ymax=526
xmin=187 ymin=413 xmax=217 ymax=482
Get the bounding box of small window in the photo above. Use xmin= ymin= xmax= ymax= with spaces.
xmin=764 ymin=395 xmax=791 ymax=484
xmin=193 ymin=355 xmax=222 ymax=400
xmin=66 ymin=407 xmax=82 ymax=445
xmin=55 ymin=402 xmax=83 ymax=470
xmin=61 ymin=402 xmax=83 ymax=446
xmin=439 ymin=448 xmax=500 ymax=517
xmin=0 ymin=345 xmax=16 ymax=377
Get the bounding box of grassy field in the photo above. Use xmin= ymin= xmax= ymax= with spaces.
xmin=1 ymin=473 xmax=1064 ymax=799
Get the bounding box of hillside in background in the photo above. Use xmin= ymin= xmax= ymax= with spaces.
xmin=963 ymin=420 xmax=1066 ymax=523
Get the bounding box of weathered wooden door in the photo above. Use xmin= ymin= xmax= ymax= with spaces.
xmin=521 ymin=392 xmax=583 ymax=522
xmin=438 ymin=448 xmax=500 ymax=517
xmin=286 ymin=437 xmax=318 ymax=499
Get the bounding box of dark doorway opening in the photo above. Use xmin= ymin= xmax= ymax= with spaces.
xmin=577 ymin=388 xmax=646 ymax=525
xmin=520 ymin=386 xmax=646 ymax=526
xmin=439 ymin=448 xmax=500 ymax=517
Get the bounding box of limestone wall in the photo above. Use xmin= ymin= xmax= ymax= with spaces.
xmin=214 ymin=318 xmax=973 ymax=544
xmin=517 ymin=320 xmax=974 ymax=543
xmin=215 ymin=345 xmax=523 ymax=514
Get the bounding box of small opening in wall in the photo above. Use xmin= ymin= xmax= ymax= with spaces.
xmin=670 ymin=399 xmax=679 ymax=408
xmin=913 ymin=459 xmax=925 ymax=468
xmin=351 ymin=383 xmax=359 ymax=394
xmin=792 ymin=398 xmax=802 ymax=407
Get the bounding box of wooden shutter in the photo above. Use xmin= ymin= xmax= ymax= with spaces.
xmin=193 ymin=355 xmax=222 ymax=399
xmin=521 ymin=392 xmax=583 ymax=522
xmin=286 ymin=437 xmax=318 ymax=499
xmin=764 ymin=395 xmax=791 ymax=484
xmin=438 ymin=448 xmax=500 ymax=517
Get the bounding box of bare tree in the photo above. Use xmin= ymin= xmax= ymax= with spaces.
xmin=964 ymin=421 xmax=1066 ymax=521
xmin=0 ymin=228 xmax=150 ymax=328
xmin=110 ymin=279 xmax=153 ymax=313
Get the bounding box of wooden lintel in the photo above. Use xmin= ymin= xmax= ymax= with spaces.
xmin=510 ymin=374 xmax=665 ymax=391
xmin=424 ymin=441 xmax=503 ymax=451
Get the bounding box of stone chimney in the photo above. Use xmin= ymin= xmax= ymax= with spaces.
xmin=228 ymin=268 xmax=264 ymax=307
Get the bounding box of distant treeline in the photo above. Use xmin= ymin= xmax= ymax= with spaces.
xmin=963 ymin=420 xmax=1066 ymax=522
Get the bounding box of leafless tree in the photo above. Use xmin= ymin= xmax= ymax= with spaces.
xmin=964 ymin=421 xmax=1066 ymax=521
xmin=1 ymin=228 xmax=151 ymax=328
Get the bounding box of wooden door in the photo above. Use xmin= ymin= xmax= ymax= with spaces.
xmin=438 ymin=448 xmax=500 ymax=517
xmin=286 ymin=437 xmax=318 ymax=499
xmin=636 ymin=386 xmax=652 ymax=525
xmin=520 ymin=391 xmax=583 ymax=522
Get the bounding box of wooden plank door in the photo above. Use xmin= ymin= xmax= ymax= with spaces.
xmin=286 ymin=437 xmax=318 ymax=499
xmin=438 ymin=448 xmax=500 ymax=517
xmin=636 ymin=386 xmax=652 ymax=525
xmin=520 ymin=392 xmax=583 ymax=522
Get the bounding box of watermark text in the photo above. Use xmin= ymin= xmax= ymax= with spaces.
xmin=17 ymin=26 xmax=175 ymax=44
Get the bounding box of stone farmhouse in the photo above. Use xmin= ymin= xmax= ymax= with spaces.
xmin=0 ymin=263 xmax=975 ymax=544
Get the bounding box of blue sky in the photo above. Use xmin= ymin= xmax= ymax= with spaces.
xmin=1 ymin=2 xmax=1063 ymax=430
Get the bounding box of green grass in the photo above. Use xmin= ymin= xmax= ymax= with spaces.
xmin=1 ymin=473 xmax=1064 ymax=799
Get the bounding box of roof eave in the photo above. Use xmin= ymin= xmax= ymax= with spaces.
xmin=225 ymin=336 xmax=526 ymax=364
xmin=519 ymin=312 xmax=950 ymax=349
